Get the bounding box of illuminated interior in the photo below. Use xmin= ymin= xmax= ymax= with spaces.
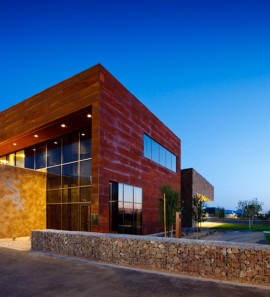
xmin=0 ymin=107 xmax=95 ymax=232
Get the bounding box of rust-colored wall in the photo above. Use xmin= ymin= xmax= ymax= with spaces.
xmin=97 ymin=68 xmax=181 ymax=234
xmin=0 ymin=165 xmax=46 ymax=238
xmin=0 ymin=64 xmax=181 ymax=235
xmin=0 ymin=65 xmax=102 ymax=156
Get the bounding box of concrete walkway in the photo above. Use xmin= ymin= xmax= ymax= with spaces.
xmin=203 ymin=230 xmax=267 ymax=244
xmin=0 ymin=236 xmax=30 ymax=251
xmin=0 ymin=247 xmax=269 ymax=297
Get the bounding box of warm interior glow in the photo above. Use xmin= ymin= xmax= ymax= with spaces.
xmin=61 ymin=124 xmax=66 ymax=128
xmin=34 ymin=134 xmax=39 ymax=138
xmin=196 ymin=193 xmax=212 ymax=202
xmin=87 ymin=114 xmax=92 ymax=118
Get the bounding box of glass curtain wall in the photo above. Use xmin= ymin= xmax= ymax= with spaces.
xmin=0 ymin=126 xmax=94 ymax=232
xmin=46 ymin=126 xmax=93 ymax=231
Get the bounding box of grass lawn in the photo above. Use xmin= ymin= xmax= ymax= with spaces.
xmin=264 ymin=233 xmax=270 ymax=244
xmin=211 ymin=223 xmax=270 ymax=232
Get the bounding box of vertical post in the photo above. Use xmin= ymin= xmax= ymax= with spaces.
xmin=164 ymin=193 xmax=166 ymax=237
xmin=175 ymin=211 xmax=181 ymax=238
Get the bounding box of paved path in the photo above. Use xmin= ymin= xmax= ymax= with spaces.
xmin=0 ymin=247 xmax=269 ymax=297
xmin=203 ymin=230 xmax=267 ymax=244
xmin=0 ymin=236 xmax=30 ymax=250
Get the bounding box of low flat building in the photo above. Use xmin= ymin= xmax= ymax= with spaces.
xmin=181 ymin=168 xmax=214 ymax=228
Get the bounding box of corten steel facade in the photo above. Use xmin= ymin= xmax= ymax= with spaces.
xmin=0 ymin=64 xmax=181 ymax=236
xmin=181 ymin=168 xmax=214 ymax=228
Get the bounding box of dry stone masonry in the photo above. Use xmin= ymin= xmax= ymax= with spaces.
xmin=32 ymin=230 xmax=270 ymax=286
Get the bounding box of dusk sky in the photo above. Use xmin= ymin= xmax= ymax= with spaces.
xmin=1 ymin=0 xmax=270 ymax=211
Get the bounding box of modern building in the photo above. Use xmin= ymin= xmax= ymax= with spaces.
xmin=181 ymin=168 xmax=214 ymax=228
xmin=0 ymin=64 xmax=181 ymax=238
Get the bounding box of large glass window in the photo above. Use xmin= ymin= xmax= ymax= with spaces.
xmin=7 ymin=153 xmax=15 ymax=166
xmin=47 ymin=190 xmax=61 ymax=203
xmin=165 ymin=150 xmax=172 ymax=170
xmin=47 ymin=204 xmax=61 ymax=229
xmin=35 ymin=143 xmax=46 ymax=169
xmin=46 ymin=127 xmax=93 ymax=232
xmin=0 ymin=121 xmax=93 ymax=233
xmin=110 ymin=182 xmax=142 ymax=235
xmin=62 ymin=188 xmax=79 ymax=203
xmin=80 ymin=160 xmax=92 ymax=186
xmin=0 ymin=156 xmax=7 ymax=165
xmin=25 ymin=147 xmax=35 ymax=169
xmin=47 ymin=166 xmax=61 ymax=189
xmin=143 ymin=134 xmax=151 ymax=159
xmin=47 ymin=138 xmax=61 ymax=166
xmin=151 ymin=140 xmax=159 ymax=163
xmin=63 ymin=132 xmax=79 ymax=163
xmin=159 ymin=146 xmax=166 ymax=167
xmin=143 ymin=134 xmax=177 ymax=172
xmin=171 ymin=154 xmax=177 ymax=172
xmin=80 ymin=187 xmax=91 ymax=202
xmin=80 ymin=127 xmax=91 ymax=160
xmin=15 ymin=150 xmax=25 ymax=168
xmin=62 ymin=163 xmax=79 ymax=188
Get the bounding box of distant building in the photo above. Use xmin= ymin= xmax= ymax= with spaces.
xmin=0 ymin=64 xmax=180 ymax=237
xmin=205 ymin=207 xmax=216 ymax=217
xmin=181 ymin=168 xmax=214 ymax=227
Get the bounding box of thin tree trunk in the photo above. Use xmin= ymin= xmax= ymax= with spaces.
xmin=170 ymin=224 xmax=173 ymax=237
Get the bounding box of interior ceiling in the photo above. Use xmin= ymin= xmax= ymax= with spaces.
xmin=0 ymin=107 xmax=92 ymax=156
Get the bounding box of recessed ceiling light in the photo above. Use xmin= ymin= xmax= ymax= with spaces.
xmin=54 ymin=141 xmax=58 ymax=144
xmin=87 ymin=114 xmax=92 ymax=118
xmin=81 ymin=133 xmax=85 ymax=136
xmin=61 ymin=124 xmax=66 ymax=128
xmin=34 ymin=134 xmax=38 ymax=138
xmin=13 ymin=143 xmax=17 ymax=146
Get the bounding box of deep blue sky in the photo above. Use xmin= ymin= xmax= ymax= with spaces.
xmin=1 ymin=0 xmax=270 ymax=211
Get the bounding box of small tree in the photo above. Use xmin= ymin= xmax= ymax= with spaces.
xmin=159 ymin=184 xmax=180 ymax=237
xmin=237 ymin=198 xmax=263 ymax=229
xmin=216 ymin=207 xmax=225 ymax=220
xmin=192 ymin=194 xmax=207 ymax=232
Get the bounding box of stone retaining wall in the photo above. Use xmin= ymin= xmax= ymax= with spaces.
xmin=31 ymin=230 xmax=270 ymax=286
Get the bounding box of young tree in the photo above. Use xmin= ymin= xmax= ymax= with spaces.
xmin=159 ymin=184 xmax=180 ymax=237
xmin=237 ymin=198 xmax=263 ymax=229
xmin=216 ymin=207 xmax=225 ymax=220
xmin=192 ymin=194 xmax=207 ymax=232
